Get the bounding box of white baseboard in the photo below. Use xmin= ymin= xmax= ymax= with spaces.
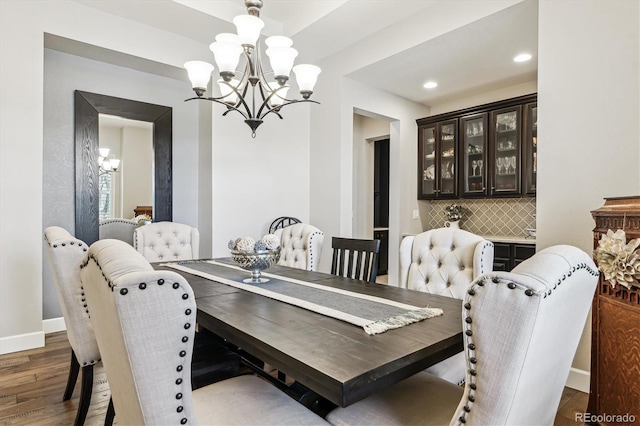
xmin=0 ymin=331 xmax=44 ymax=355
xmin=566 ymin=367 xmax=590 ymax=393
xmin=0 ymin=318 xmax=66 ymax=355
xmin=43 ymin=317 xmax=66 ymax=334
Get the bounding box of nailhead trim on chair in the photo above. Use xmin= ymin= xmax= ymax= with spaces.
xmin=45 ymin=236 xmax=99 ymax=365
xmin=308 ymin=231 xmax=324 ymax=271
xmin=456 ymin=263 xmax=601 ymax=424
xmin=479 ymin=242 xmax=493 ymax=274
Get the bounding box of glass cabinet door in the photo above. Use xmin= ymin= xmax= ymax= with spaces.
xmin=438 ymin=120 xmax=458 ymax=198
xmin=524 ymin=103 xmax=537 ymax=195
xmin=461 ymin=114 xmax=488 ymax=196
xmin=419 ymin=125 xmax=437 ymax=198
xmin=491 ymin=106 xmax=521 ymax=196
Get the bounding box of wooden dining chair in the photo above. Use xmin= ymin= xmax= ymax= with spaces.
xmin=80 ymin=239 xmax=328 ymax=425
xmin=331 ymin=237 xmax=381 ymax=283
xmin=326 ymin=245 xmax=599 ymax=426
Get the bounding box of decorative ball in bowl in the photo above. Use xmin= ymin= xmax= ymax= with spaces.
xmin=229 ymin=235 xmax=281 ymax=283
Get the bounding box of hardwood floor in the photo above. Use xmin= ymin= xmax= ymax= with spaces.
xmin=0 ymin=332 xmax=589 ymax=425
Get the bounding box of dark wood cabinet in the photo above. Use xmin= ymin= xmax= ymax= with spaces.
xmin=523 ymin=102 xmax=537 ymax=195
xmin=589 ymin=196 xmax=640 ymax=426
xmin=460 ymin=113 xmax=489 ymax=197
xmin=417 ymin=93 xmax=536 ymax=199
xmin=417 ymin=119 xmax=459 ymax=199
xmin=492 ymin=242 xmax=535 ymax=271
xmin=490 ymin=105 xmax=522 ymax=196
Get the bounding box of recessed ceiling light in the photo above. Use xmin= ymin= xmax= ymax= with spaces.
xmin=423 ymin=81 xmax=438 ymax=89
xmin=513 ymin=53 xmax=532 ymax=63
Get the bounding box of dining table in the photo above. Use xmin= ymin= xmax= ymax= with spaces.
xmin=156 ymin=258 xmax=463 ymax=409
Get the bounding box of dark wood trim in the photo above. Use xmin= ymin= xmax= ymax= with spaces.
xmin=416 ymin=93 xmax=537 ymax=126
xmin=74 ymin=90 xmax=172 ymax=245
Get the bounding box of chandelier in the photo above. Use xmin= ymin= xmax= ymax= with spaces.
xmin=184 ymin=0 xmax=321 ymax=138
xmin=98 ymin=148 xmax=120 ymax=174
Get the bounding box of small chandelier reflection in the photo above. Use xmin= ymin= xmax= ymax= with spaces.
xmin=184 ymin=0 xmax=321 ymax=138
xmin=98 ymin=148 xmax=120 ymax=174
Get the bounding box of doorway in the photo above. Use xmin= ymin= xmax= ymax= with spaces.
xmin=374 ymin=139 xmax=389 ymax=275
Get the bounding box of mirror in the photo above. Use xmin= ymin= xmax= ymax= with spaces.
xmin=75 ymin=90 xmax=172 ymax=245
xmin=98 ymin=114 xmax=154 ymax=220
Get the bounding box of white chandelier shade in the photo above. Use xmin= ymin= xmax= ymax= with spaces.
xmin=98 ymin=147 xmax=120 ymax=173
xmin=232 ymin=14 xmax=264 ymax=46
xmin=183 ymin=0 xmax=321 ymax=137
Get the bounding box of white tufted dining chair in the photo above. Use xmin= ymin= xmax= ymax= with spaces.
xmin=326 ymin=245 xmax=600 ymax=426
xmin=44 ymin=226 xmax=101 ymax=426
xmin=134 ymin=221 xmax=199 ymax=262
xmin=99 ymin=218 xmax=139 ymax=245
xmin=274 ymin=223 xmax=324 ymax=271
xmin=80 ymin=239 xmax=328 ymax=425
xmin=399 ymin=228 xmax=494 ymax=385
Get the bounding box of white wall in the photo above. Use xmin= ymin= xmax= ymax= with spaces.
xmin=1 ymin=0 xmax=210 ymax=353
xmin=121 ymin=127 xmax=153 ymax=219
xmin=309 ymin=1 xmax=522 ymax=283
xmin=210 ymin=98 xmax=311 ymax=258
xmin=429 ymin=80 xmax=538 ymax=116
xmin=537 ymin=0 xmax=640 ymax=375
xmin=352 ymin=114 xmax=390 ymax=240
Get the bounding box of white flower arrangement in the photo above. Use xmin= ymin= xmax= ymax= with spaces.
xmin=444 ymin=204 xmax=470 ymax=222
xmin=593 ymin=229 xmax=640 ymax=289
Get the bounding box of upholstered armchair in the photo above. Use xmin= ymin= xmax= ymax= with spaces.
xmin=80 ymin=239 xmax=327 ymax=425
xmin=399 ymin=228 xmax=494 ymax=385
xmin=43 ymin=226 xmax=101 ymax=426
xmin=274 ymin=223 xmax=324 ymax=271
xmin=326 ymin=245 xmax=600 ymax=426
xmin=133 ymin=221 xmax=199 ymax=262
xmin=99 ymin=218 xmax=139 ymax=245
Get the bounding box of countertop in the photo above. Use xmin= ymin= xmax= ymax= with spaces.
xmin=481 ymin=235 xmax=535 ymax=245
xmin=401 ymin=232 xmax=535 ymax=245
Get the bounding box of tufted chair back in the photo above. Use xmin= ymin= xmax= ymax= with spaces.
xmin=274 ymin=223 xmax=324 ymax=271
xmin=44 ymin=226 xmax=101 ymax=369
xmin=134 ymin=221 xmax=199 ymax=262
xmin=99 ymin=218 xmax=139 ymax=245
xmin=80 ymin=239 xmax=197 ymax=425
xmin=81 ymin=239 xmax=329 ymax=426
xmin=399 ymin=228 xmax=494 ymax=299
xmin=44 ymin=226 xmax=101 ymax=425
xmin=450 ymin=245 xmax=599 ymax=424
xmin=325 ymin=245 xmax=600 ymax=426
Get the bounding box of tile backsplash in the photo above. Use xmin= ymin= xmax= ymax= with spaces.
xmin=423 ymin=198 xmax=536 ymax=238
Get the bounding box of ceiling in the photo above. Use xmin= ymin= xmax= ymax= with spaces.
xmin=72 ymin=0 xmax=538 ymax=107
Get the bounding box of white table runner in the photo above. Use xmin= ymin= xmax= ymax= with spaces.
xmin=162 ymin=260 xmax=442 ymax=335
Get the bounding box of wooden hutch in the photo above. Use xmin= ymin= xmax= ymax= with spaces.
xmin=589 ymin=196 xmax=640 ymax=425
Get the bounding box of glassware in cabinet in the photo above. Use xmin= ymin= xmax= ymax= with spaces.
xmin=419 ymin=125 xmax=437 ymax=198
xmin=461 ymin=113 xmax=488 ymax=196
xmin=491 ymin=106 xmax=522 ymax=196
xmin=523 ymin=103 xmax=537 ymax=195
xmin=438 ymin=120 xmax=458 ymax=197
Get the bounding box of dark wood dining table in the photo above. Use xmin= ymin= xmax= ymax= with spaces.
xmin=157 ymin=259 xmax=463 ymax=408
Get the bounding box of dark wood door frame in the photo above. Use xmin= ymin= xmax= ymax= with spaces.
xmin=74 ymin=90 xmax=172 ymax=245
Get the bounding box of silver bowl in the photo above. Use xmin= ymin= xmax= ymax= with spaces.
xmin=230 ymin=248 xmax=281 ymax=283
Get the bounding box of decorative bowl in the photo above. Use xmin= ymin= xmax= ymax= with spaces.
xmin=230 ymin=248 xmax=281 ymax=283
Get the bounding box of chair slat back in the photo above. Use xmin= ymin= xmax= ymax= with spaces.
xmin=331 ymin=237 xmax=381 ymax=283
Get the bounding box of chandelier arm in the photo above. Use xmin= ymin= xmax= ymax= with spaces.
xmin=256 ymin=84 xmax=279 ymax=118
xmin=259 ymin=98 xmax=320 ymax=120
xmin=220 ymin=80 xmax=253 ymax=119
xmin=184 ymin=96 xmax=250 ymax=120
